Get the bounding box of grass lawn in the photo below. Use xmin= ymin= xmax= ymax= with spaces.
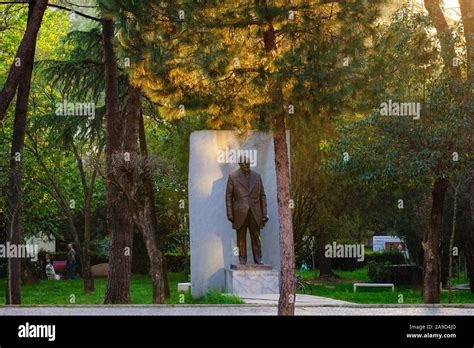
xmin=2 ymin=268 xmax=472 ymax=305
xmin=0 ymin=272 xmax=243 ymax=305
xmin=296 ymin=267 xmax=474 ymax=304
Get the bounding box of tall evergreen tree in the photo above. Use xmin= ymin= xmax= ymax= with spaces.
xmin=103 ymin=0 xmax=384 ymax=314
xmin=100 ymin=15 xmax=136 ymax=304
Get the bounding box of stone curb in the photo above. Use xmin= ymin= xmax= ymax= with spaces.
xmin=1 ymin=304 xmax=473 ymax=308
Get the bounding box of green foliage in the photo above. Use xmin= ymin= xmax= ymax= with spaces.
xmin=324 ymin=6 xmax=473 ymax=271
xmin=98 ymin=0 xmax=385 ymax=130
xmin=329 ymin=8 xmax=472 ymax=189
xmin=0 ymin=3 xmax=74 ymax=241
xmin=143 ymin=114 xmax=207 ymax=255
xmin=365 ymin=250 xmax=407 ymax=265
xmin=367 ymin=260 xmax=391 ymax=283
xmin=367 ymin=261 xmax=423 ymax=286
xmin=39 ymin=27 xmax=105 ymax=102
xmin=165 ymin=254 xmax=190 ymax=274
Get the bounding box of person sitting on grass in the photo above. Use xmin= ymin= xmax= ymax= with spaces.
xmin=45 ymin=254 xmax=60 ymax=280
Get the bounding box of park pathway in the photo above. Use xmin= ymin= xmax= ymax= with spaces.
xmin=239 ymin=293 xmax=350 ymax=305
xmin=0 ymin=303 xmax=473 ymax=316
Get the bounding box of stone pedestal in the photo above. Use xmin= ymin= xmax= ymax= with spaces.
xmin=230 ymin=264 xmax=272 ymax=271
xmin=225 ymin=265 xmax=279 ymax=295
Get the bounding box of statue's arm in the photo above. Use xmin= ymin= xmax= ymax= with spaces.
xmin=225 ymin=175 xmax=234 ymax=222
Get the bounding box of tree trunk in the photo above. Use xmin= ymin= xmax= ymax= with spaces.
xmin=460 ymin=185 xmax=474 ymax=293
xmin=274 ymin=107 xmax=296 ymax=316
xmin=5 ymin=0 xmax=38 ymax=305
xmin=459 ymin=1 xmax=473 ymax=80
xmin=459 ymin=0 xmax=474 ymax=294
xmin=36 ymin=125 xmax=96 ymax=292
xmin=120 ymin=85 xmax=167 ymax=304
xmin=0 ymin=0 xmax=47 ymax=122
xmin=424 ymin=0 xmax=474 ymax=292
xmin=102 ymin=18 xmax=134 ymax=304
xmin=467 ymin=251 xmax=474 ymax=293
xmin=422 ymin=178 xmax=448 ymax=303
xmin=21 ymin=259 xmax=38 ymax=285
xmin=467 ymin=156 xmax=474 ymax=293
xmin=318 ymin=245 xmax=336 ymax=279
xmin=82 ymin=203 xmax=95 ymax=292
xmin=448 ymin=182 xmax=459 ymax=303
xmin=138 ymin=112 xmax=170 ymax=299
xmin=136 ymin=200 xmax=167 ymax=304
xmin=257 ymin=1 xmax=296 ymax=315
xmin=424 ymin=0 xmax=461 ymax=78
xmin=71 ymin=144 xmax=96 ymax=293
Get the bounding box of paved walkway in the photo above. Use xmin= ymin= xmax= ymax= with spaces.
xmin=0 ymin=304 xmax=473 ymax=316
xmin=240 ymin=293 xmax=351 ymax=305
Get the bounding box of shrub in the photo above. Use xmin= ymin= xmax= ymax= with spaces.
xmin=368 ymin=260 xmax=422 ymax=286
xmin=331 ymin=250 xmax=406 ymax=270
xmin=166 ymin=254 xmax=190 ymax=275
xmin=365 ymin=250 xmax=406 ymax=265
xmin=332 ymin=257 xmax=361 ymax=271
xmin=368 ymin=261 xmax=390 ymax=282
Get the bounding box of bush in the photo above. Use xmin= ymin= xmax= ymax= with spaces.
xmin=365 ymin=250 xmax=407 ymax=264
xmin=331 ymin=257 xmax=361 ymax=271
xmin=166 ymin=254 xmax=190 ymax=274
xmin=331 ymin=250 xmax=406 ymax=270
xmin=367 ymin=261 xmax=390 ymax=282
xmin=368 ymin=261 xmax=422 ymax=286
xmin=311 ymin=250 xmax=407 ymax=272
xmin=91 ymin=253 xmax=108 ymax=265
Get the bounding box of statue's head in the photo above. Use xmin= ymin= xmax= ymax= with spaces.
xmin=238 ymin=155 xmax=251 ymax=174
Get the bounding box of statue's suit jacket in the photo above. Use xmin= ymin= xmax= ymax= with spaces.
xmin=226 ymin=168 xmax=267 ymax=230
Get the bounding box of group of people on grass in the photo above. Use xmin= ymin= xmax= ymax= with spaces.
xmin=45 ymin=243 xmax=77 ymax=281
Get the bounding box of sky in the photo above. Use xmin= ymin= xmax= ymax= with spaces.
xmin=441 ymin=0 xmax=461 ymax=20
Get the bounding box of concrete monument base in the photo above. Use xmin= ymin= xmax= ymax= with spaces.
xmin=225 ymin=266 xmax=279 ymax=295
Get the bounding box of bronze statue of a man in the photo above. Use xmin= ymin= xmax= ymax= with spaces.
xmin=225 ymin=157 xmax=268 ymax=265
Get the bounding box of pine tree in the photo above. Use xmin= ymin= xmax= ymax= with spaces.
xmin=103 ymin=0 xmax=384 ymax=314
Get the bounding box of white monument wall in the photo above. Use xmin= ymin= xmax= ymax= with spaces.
xmin=188 ymin=130 xmax=289 ymax=297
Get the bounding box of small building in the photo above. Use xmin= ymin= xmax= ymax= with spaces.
xmin=373 ymin=236 xmax=401 ymax=252
xmin=372 ymin=235 xmax=409 ymax=259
